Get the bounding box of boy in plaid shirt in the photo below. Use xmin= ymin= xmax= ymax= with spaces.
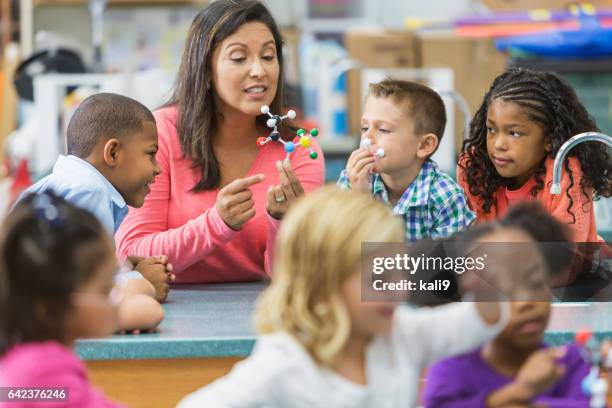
xmin=337 ymin=79 xmax=474 ymax=241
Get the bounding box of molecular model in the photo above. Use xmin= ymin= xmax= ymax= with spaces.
xmin=256 ymin=105 xmax=319 ymax=160
xmin=576 ymin=328 xmax=611 ymax=408
xmin=360 ymin=138 xmax=385 ymax=158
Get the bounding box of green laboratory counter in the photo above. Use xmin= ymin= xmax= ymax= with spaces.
xmin=77 ymin=283 xmax=261 ymax=361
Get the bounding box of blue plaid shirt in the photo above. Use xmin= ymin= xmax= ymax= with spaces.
xmin=337 ymin=160 xmax=475 ymax=241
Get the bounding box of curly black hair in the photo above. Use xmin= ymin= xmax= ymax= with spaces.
xmin=460 ymin=68 xmax=611 ymax=223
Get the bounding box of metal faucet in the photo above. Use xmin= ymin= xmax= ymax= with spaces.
xmin=551 ymin=132 xmax=612 ymax=194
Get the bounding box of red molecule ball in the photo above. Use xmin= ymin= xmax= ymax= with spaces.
xmin=256 ymin=137 xmax=267 ymax=147
xmin=575 ymin=327 xmax=592 ymax=345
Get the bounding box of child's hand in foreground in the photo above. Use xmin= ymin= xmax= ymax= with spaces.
xmin=486 ymin=348 xmax=566 ymax=407
xmin=515 ymin=347 xmax=566 ymax=398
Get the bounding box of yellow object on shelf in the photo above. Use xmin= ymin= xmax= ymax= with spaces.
xmin=527 ymin=8 xmax=553 ymax=21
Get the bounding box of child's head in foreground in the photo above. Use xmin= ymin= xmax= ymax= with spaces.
xmin=361 ymin=78 xmax=446 ymax=175
xmin=67 ymin=92 xmax=160 ymax=207
xmin=255 ymin=186 xmax=404 ymax=365
xmin=459 ymin=202 xmax=572 ymax=349
xmin=0 ymin=192 xmax=118 ymax=353
xmin=461 ymin=68 xmax=611 ymax=217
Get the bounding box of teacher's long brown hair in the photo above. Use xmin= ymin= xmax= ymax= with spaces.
xmin=167 ymin=0 xmax=286 ymax=191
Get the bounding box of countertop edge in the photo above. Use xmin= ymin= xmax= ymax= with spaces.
xmin=77 ymin=337 xmax=256 ymax=361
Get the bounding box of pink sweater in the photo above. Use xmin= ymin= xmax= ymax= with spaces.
xmin=0 ymin=341 xmax=123 ymax=408
xmin=115 ymin=106 xmax=325 ymax=283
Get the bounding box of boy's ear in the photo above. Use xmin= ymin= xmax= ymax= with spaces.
xmin=416 ymin=133 xmax=439 ymax=159
xmin=102 ymin=138 xmax=122 ymax=167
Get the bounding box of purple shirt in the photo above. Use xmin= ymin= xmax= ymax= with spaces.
xmin=423 ymin=343 xmax=590 ymax=408
xmin=0 ymin=341 xmax=124 ymax=407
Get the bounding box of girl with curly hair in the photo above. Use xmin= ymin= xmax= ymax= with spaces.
xmin=458 ymin=68 xmax=611 ymax=246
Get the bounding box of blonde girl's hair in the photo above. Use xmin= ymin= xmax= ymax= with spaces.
xmin=255 ymin=186 xmax=404 ymax=366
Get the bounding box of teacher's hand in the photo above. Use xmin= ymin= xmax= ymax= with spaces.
xmin=266 ymin=159 xmax=304 ymax=220
xmin=216 ymin=174 xmax=265 ymax=230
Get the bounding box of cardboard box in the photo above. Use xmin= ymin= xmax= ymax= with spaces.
xmin=345 ymin=29 xmax=420 ymax=135
xmin=345 ymin=29 xmax=420 ymax=68
xmin=418 ymin=31 xmax=507 ymax=151
xmin=482 ymin=0 xmax=612 ymax=11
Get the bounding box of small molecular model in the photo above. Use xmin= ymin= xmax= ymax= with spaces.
xmin=576 ymin=328 xmax=611 ymax=408
xmin=256 ymin=105 xmax=319 ymax=160
xmin=360 ymin=138 xmax=385 ymax=158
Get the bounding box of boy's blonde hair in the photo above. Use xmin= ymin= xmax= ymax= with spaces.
xmin=368 ymin=78 xmax=446 ymax=143
xmin=255 ymin=186 xmax=404 ymax=365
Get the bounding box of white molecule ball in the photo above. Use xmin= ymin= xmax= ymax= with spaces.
xmin=360 ymin=138 xmax=372 ymax=148
xmin=287 ymin=110 xmax=297 ymax=119
xmin=267 ymin=118 xmax=277 ymax=128
xmin=261 ymin=105 xmax=270 ymax=114
xmin=375 ymin=148 xmax=385 ymax=158
xmin=592 ymin=378 xmax=609 ymax=395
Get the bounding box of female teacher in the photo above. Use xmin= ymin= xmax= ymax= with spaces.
xmin=116 ymin=0 xmax=325 ymax=283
